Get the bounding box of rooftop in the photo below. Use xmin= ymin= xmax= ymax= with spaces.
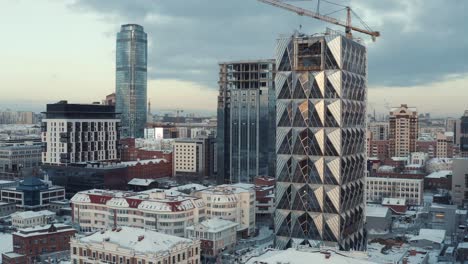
xmin=426 ymin=170 xmax=452 ymax=179
xmin=366 ymin=205 xmax=390 ymax=218
xmin=127 ymin=178 xmax=157 ymax=186
xmin=186 ymin=218 xmax=238 ymax=233
xmin=409 ymin=229 xmax=446 ymax=244
xmin=11 ymin=210 xmax=55 ymax=219
xmin=382 ymin=198 xmax=406 ymax=206
xmin=77 ymin=226 xmax=195 ymax=254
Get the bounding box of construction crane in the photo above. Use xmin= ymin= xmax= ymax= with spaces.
xmin=258 ymin=0 xmax=380 ymax=41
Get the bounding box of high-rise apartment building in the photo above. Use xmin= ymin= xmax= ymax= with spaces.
xmin=274 ymin=33 xmax=367 ymax=250
xmin=41 ymin=101 xmax=120 ymax=165
xmin=115 ymin=24 xmax=148 ymax=138
xmin=217 ymin=60 xmax=276 ymax=184
xmin=389 ymin=104 xmax=418 ymax=157
xmin=460 ymin=111 xmax=468 ymax=157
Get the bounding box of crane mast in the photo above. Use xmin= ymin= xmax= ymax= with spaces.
xmin=258 ymin=0 xmax=380 ymax=41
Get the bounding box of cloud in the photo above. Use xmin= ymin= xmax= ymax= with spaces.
xmin=69 ymin=0 xmax=468 ymax=90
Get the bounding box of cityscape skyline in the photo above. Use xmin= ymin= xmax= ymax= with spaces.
xmin=1 ymin=0 xmax=468 ymax=116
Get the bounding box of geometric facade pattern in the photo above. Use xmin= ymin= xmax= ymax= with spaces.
xmin=274 ymin=33 xmax=367 ymax=251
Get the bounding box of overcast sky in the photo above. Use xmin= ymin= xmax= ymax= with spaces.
xmin=0 ymin=0 xmax=467 ymax=117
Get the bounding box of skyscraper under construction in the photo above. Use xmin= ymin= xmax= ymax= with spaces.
xmin=274 ymin=31 xmax=367 ymax=250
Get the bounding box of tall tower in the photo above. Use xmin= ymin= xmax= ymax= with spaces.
xmin=217 ymin=60 xmax=276 ymax=184
xmin=274 ymin=32 xmax=367 ymax=250
xmin=116 ymin=24 xmax=147 ymax=138
xmin=388 ymin=104 xmax=418 ymax=157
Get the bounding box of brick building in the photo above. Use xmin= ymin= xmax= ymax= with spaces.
xmin=120 ymin=137 xmax=172 ymax=162
xmin=254 ymin=176 xmax=275 ymax=226
xmin=1 ymin=224 xmax=76 ymax=264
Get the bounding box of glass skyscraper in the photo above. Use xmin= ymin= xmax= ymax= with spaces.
xmin=216 ymin=60 xmax=276 ymax=184
xmin=274 ymin=32 xmax=367 ymax=250
xmin=116 ymin=24 xmax=147 ymax=138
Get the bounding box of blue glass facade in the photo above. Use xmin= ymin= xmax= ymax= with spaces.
xmin=116 ymin=24 xmax=147 ymax=138
xmin=217 ymin=60 xmax=276 ymax=184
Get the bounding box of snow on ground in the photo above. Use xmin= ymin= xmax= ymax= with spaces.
xmin=0 ymin=233 xmax=13 ymax=264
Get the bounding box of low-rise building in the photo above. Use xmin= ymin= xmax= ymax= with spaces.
xmin=254 ymin=176 xmax=275 ymax=226
xmin=452 ymin=158 xmax=468 ymax=205
xmin=366 ymin=177 xmax=423 ymax=205
xmin=429 ymin=203 xmax=467 ymax=236
xmin=185 ymin=218 xmax=237 ymax=258
xmin=70 ymin=188 xmax=205 ymax=236
xmin=0 ymin=201 xmax=16 ymax=217
xmin=11 ymin=210 xmax=55 ymax=229
xmin=409 ymin=229 xmax=446 ymax=249
xmin=381 ymin=198 xmax=408 ymax=214
xmin=366 ymin=205 xmax=392 ymax=236
xmin=70 ymin=226 xmax=200 ymax=264
xmin=0 ymin=176 xmax=65 ymax=211
xmin=194 ymin=184 xmax=255 ymax=237
xmin=425 ymin=170 xmax=452 ymax=191
xmin=1 ymin=224 xmax=76 ymax=264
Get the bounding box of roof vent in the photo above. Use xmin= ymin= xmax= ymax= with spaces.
xmin=138 ymin=235 xmax=145 ymax=241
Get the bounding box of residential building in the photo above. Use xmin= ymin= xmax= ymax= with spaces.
xmin=0 ymin=111 xmax=35 ymax=124
xmin=173 ymin=137 xmax=216 ymax=180
xmin=194 ymin=184 xmax=255 ymax=237
xmin=11 ymin=210 xmax=55 ymax=228
xmin=389 ymin=104 xmax=418 ymax=157
xmin=367 ymin=139 xmax=390 ymax=160
xmin=366 ymin=177 xmax=423 ymax=205
xmin=0 ymin=141 xmax=42 ymax=179
xmin=408 ymin=229 xmax=445 ymax=250
xmin=368 ymin=122 xmax=389 ymax=140
xmin=41 ymin=101 xmax=120 ymax=165
xmin=70 ymin=188 xmax=205 ymax=236
xmin=460 ymin=110 xmax=468 ymax=157
xmin=185 ymin=218 xmax=238 ymax=258
xmin=70 ymin=226 xmax=200 ymax=264
xmin=274 ymin=32 xmax=367 ymax=250
xmin=217 ymin=59 xmax=276 ymax=184
xmin=115 ymin=24 xmax=148 ymax=138
xmin=452 ymin=158 xmax=468 ymax=205
xmin=1 ymin=224 xmax=76 ymax=264
xmin=416 ymin=139 xmax=436 ymax=158
xmin=436 ymin=132 xmax=454 ymax=158
xmin=254 ymin=176 xmax=275 ymax=226
xmin=0 ymin=176 xmax=65 ymax=210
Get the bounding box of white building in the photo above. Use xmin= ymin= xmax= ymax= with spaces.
xmin=185 ymin=218 xmax=238 ymax=257
xmin=70 ymin=188 xmax=205 ymax=236
xmin=71 ymin=226 xmax=201 ymax=264
xmin=194 ymin=184 xmax=255 ymax=237
xmin=41 ymin=101 xmax=120 ymax=165
xmin=173 ymin=138 xmax=205 ymax=178
xmin=11 ymin=210 xmax=55 ymax=228
xmin=408 ymin=152 xmax=429 ymax=166
xmin=366 ymin=177 xmax=423 ymax=205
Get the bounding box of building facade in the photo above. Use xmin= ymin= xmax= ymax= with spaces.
xmin=436 ymin=132 xmax=454 ymax=158
xmin=217 ymin=60 xmax=276 ymax=184
xmin=173 ymin=138 xmax=208 ymax=180
xmin=194 ymin=184 xmax=255 ymax=237
xmin=115 ymin=24 xmax=148 ymax=138
xmin=452 ymin=158 xmax=468 ymax=205
xmin=389 ymin=104 xmax=418 ymax=157
xmin=274 ymin=33 xmax=367 ymax=250
xmin=1 ymin=224 xmax=76 ymax=264
xmin=11 ymin=210 xmax=55 ymax=229
xmin=368 ymin=122 xmax=389 ymax=140
xmin=0 ymin=142 xmax=42 ymax=179
xmin=366 ymin=176 xmax=423 ymax=205
xmin=70 ymin=227 xmax=200 ymax=264
xmin=70 ymin=189 xmax=205 ymax=237
xmin=41 ymin=101 xmax=120 ymax=165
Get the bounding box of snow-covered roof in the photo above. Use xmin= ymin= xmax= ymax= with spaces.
xmin=458 ymin=242 xmax=468 ymax=249
xmin=15 ymin=224 xmax=75 ymax=237
xmin=426 ymin=170 xmax=452 ymax=179
xmin=128 ymin=178 xmax=157 ymax=186
xmin=186 ymin=218 xmax=238 ymax=233
xmin=391 ymin=157 xmax=408 ymax=162
xmin=409 ymin=229 xmax=446 ymax=244
xmin=377 ymin=165 xmax=395 ymax=172
xmin=382 ymin=198 xmax=406 ymax=206
xmin=77 ymin=226 xmax=195 ymax=254
xmin=246 ymin=248 xmax=376 ymax=264
xmin=366 ymin=206 xmax=390 ymax=218
xmin=11 ymin=210 xmax=55 ymax=219
xmin=427 ymin=158 xmax=452 ymax=164
xmin=171 ymin=183 xmax=207 ymax=192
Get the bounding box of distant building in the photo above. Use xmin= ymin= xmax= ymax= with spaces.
xmin=381 ymin=198 xmax=407 ymax=214
xmin=425 ymin=170 xmax=452 ymax=191
xmin=70 ymin=188 xmax=205 ymax=236
xmin=11 ymin=210 xmax=55 ymax=228
xmin=429 ymin=203 xmax=467 ymax=236
xmin=0 ymin=201 xmax=16 ymax=217
xmin=0 ymin=111 xmax=35 ymax=124
xmin=217 ymin=59 xmax=276 ymax=184
xmin=416 ymin=139 xmax=437 ymax=158
xmin=389 ymin=104 xmax=418 ymax=157
xmin=254 ymin=176 xmax=275 ymax=226
xmin=366 ymin=176 xmax=423 ymax=205
xmin=409 ymin=229 xmax=445 ymax=249
xmin=368 ymin=122 xmax=389 ymax=140
xmin=0 ymin=141 xmax=42 ymax=179
xmin=173 ymin=137 xmax=216 ymax=180
xmin=1 ymin=224 xmax=76 ymax=264
xmin=452 ymin=158 xmax=468 ymax=205
xmin=460 ymin=111 xmax=468 ymax=157
xmin=0 ymin=176 xmax=65 ymax=211
xmin=436 ymin=132 xmax=454 ymax=158
xmin=70 ymin=226 xmax=200 ymax=264
xmin=185 ymin=218 xmax=237 ymax=258
xmin=104 ymin=93 xmax=116 ymax=106
xmin=365 ymin=205 xmax=391 ymax=236
xmin=194 ymin=184 xmax=255 ymax=237
xmin=115 ymin=24 xmax=148 ymax=138
xmin=41 ymin=101 xmax=120 ymax=165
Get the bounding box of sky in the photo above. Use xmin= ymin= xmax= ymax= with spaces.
xmin=0 ymin=0 xmax=467 ymax=117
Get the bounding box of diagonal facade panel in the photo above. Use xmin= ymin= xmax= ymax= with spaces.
xmin=274 ymin=33 xmax=367 ymax=251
